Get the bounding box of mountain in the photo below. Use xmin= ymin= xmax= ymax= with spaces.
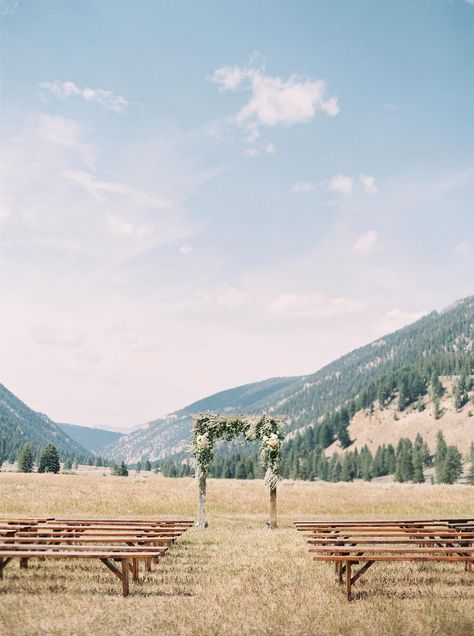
xmin=57 ymin=422 xmax=121 ymax=453
xmin=0 ymin=383 xmax=92 ymax=462
xmin=100 ymin=295 xmax=474 ymax=463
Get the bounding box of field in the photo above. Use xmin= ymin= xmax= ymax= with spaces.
xmin=0 ymin=472 xmax=473 ymax=636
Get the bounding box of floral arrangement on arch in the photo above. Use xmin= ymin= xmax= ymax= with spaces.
xmin=191 ymin=413 xmax=285 ymax=490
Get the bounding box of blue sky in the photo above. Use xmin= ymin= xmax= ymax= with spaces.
xmin=1 ymin=0 xmax=473 ymax=429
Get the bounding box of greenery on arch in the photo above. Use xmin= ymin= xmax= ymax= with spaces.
xmin=191 ymin=414 xmax=285 ymax=489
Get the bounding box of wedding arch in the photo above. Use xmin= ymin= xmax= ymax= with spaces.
xmin=190 ymin=413 xmax=285 ymax=529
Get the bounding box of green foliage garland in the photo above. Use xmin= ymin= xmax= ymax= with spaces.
xmin=191 ymin=414 xmax=284 ymax=489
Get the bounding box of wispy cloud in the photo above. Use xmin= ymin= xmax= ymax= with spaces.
xmin=40 ymin=80 xmax=132 ymax=113
xmin=210 ymin=63 xmax=339 ymax=153
xmin=62 ymin=170 xmax=170 ymax=209
xmin=37 ymin=114 xmax=96 ymax=165
xmin=291 ymin=180 xmax=317 ymax=193
xmin=291 ymin=174 xmax=378 ymax=197
xmin=0 ymin=0 xmax=18 ymax=16
xmin=352 ymin=230 xmax=378 ymax=255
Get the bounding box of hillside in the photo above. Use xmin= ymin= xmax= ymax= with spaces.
xmin=0 ymin=384 xmax=91 ymax=462
xmin=326 ymin=378 xmax=474 ymax=456
xmin=57 ymin=422 xmax=121 ymax=453
xmin=101 ymin=295 xmax=474 ymax=463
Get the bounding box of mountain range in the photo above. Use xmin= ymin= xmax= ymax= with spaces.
xmin=1 ymin=294 xmax=472 ymax=465
xmin=100 ymin=295 xmax=474 ymax=463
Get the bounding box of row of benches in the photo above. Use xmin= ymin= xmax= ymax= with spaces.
xmin=0 ymin=517 xmax=194 ymax=596
xmin=295 ymin=517 xmax=474 ymax=600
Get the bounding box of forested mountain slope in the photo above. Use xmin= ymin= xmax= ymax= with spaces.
xmin=0 ymin=384 xmax=91 ymax=462
xmin=102 ymin=295 xmax=474 ymax=463
xmin=58 ymin=422 xmax=121 ymax=453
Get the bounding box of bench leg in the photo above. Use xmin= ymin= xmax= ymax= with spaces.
xmin=99 ymin=557 xmax=130 ymax=597
xmin=19 ymin=558 xmax=28 ymax=569
xmin=130 ymin=558 xmax=138 ymax=582
xmin=122 ymin=559 xmax=129 ymax=597
xmin=0 ymin=558 xmax=13 ymax=580
xmin=346 ymin=561 xmax=352 ymax=601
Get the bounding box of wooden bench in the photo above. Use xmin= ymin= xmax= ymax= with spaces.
xmin=295 ymin=518 xmax=474 ymax=600
xmin=0 ymin=517 xmax=193 ymax=596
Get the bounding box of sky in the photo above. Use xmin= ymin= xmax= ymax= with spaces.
xmin=0 ymin=0 xmax=473 ymax=430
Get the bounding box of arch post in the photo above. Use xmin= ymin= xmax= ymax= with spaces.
xmin=269 ymin=485 xmax=277 ymax=529
xmin=198 ymin=472 xmax=207 ymax=529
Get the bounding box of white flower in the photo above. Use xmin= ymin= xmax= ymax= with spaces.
xmin=195 ymin=433 xmax=210 ymax=450
xmin=266 ymin=434 xmax=280 ymax=450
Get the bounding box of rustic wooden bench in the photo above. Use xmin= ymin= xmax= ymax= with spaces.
xmin=295 ymin=519 xmax=474 ymax=600
xmin=0 ymin=517 xmax=193 ymax=596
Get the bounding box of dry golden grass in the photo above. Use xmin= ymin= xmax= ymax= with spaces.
xmin=0 ymin=472 xmax=473 ymax=636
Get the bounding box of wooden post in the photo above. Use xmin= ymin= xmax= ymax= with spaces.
xmin=269 ymin=486 xmax=277 ymax=529
xmin=198 ymin=472 xmax=207 ymax=529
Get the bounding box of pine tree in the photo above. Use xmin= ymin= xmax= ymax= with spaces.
xmin=453 ymin=374 xmax=469 ymax=410
xmin=235 ymin=461 xmax=247 ymax=479
xmin=431 ymin=372 xmax=444 ymax=398
xmin=63 ymin=458 xmax=73 ymax=471
xmin=434 ymin=431 xmax=448 ymax=483
xmin=440 ymin=446 xmax=463 ymax=484
xmin=17 ymin=444 xmax=34 ymax=473
xmin=144 ymin=459 xmax=152 ymax=471
xmin=136 ymin=461 xmax=142 ymax=473
xmin=38 ymin=444 xmax=60 ymax=474
xmin=412 ymin=446 xmax=425 ymax=483
xmin=467 ymin=443 xmax=474 ymax=486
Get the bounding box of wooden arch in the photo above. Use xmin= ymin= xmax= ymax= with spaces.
xmin=190 ymin=413 xmax=285 ymax=529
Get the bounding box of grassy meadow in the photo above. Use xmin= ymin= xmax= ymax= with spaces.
xmin=0 ymin=472 xmax=473 ymax=636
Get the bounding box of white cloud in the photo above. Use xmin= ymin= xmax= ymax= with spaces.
xmin=37 ymin=114 xmax=96 ymax=165
xmin=291 ymin=181 xmax=317 ymax=193
xmin=211 ymin=65 xmax=246 ymax=91
xmin=0 ymin=0 xmax=18 ymax=16
xmin=465 ymin=1 xmax=474 ymax=6
xmin=328 ymin=174 xmax=354 ymax=197
xmin=62 ymin=170 xmax=170 ymax=209
xmin=210 ymin=64 xmax=339 ymax=152
xmin=40 ymin=81 xmax=131 ymax=113
xmin=352 ymin=230 xmax=378 ymax=254
xmin=270 ymin=292 xmax=362 ymax=320
xmin=360 ymin=174 xmax=378 ymax=194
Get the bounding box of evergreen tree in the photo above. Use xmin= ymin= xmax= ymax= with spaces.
xmin=467 ymin=443 xmax=474 ymax=486
xmin=235 ymin=461 xmax=247 ymax=479
xmin=17 ymin=443 xmax=34 ymax=473
xmin=433 ymin=397 xmax=442 ymax=420
xmin=360 ymin=446 xmax=373 ymax=481
xmin=434 ymin=431 xmax=448 ymax=483
xmin=412 ymin=446 xmax=425 ymax=483
xmin=431 ymin=372 xmax=444 ymax=398
xmin=63 ymin=458 xmax=73 ymax=471
xmin=136 ymin=461 xmax=142 ymax=473
xmin=440 ymin=446 xmax=463 ymax=484
xmin=453 ymin=374 xmax=469 ymax=410
xmin=144 ymin=459 xmax=152 ymax=471
xmin=37 ymin=444 xmax=60 ymax=474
